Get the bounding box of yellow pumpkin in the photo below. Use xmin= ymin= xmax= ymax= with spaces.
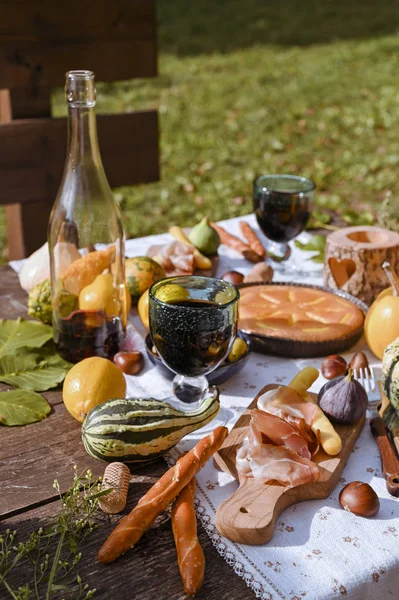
xmin=364 ymin=264 xmax=399 ymax=359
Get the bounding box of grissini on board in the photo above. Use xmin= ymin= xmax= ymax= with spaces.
xmin=97 ymin=426 xmax=228 ymax=564
xmin=172 ymin=478 xmax=205 ymax=596
xmin=210 ymin=223 xmax=262 ymax=263
xmin=239 ymin=221 xmax=266 ymax=259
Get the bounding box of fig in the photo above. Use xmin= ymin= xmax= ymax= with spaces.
xmin=318 ymin=369 xmax=368 ymax=424
xmin=188 ymin=217 xmax=220 ymax=256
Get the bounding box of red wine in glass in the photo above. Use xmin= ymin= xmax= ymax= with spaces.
xmin=253 ymin=174 xmax=315 ymax=262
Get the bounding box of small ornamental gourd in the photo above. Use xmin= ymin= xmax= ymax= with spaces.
xmin=82 ymin=394 xmax=220 ymax=463
xmin=364 ymin=262 xmax=399 ymax=359
xmin=381 ymin=337 xmax=399 ymax=413
xmin=125 ymin=257 xmax=165 ymax=304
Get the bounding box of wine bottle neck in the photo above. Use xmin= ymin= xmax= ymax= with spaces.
xmin=67 ymin=104 xmax=102 ymax=167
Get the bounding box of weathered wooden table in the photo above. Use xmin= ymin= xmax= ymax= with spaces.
xmin=0 ymin=266 xmax=252 ymax=600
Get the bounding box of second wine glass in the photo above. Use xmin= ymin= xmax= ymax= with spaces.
xmin=253 ymin=174 xmax=315 ymax=268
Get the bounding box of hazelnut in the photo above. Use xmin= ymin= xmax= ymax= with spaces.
xmin=221 ymin=270 xmax=245 ymax=285
xmin=339 ymin=481 xmax=380 ymax=517
xmin=113 ymin=351 xmax=144 ymax=375
xmin=321 ymin=354 xmax=348 ymax=380
xmin=349 ymin=352 xmax=370 ymax=375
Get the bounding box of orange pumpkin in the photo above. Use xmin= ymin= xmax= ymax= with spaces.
xmin=364 ymin=263 xmax=399 ymax=359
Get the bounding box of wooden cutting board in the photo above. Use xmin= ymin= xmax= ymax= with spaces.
xmin=214 ymin=384 xmax=365 ymax=545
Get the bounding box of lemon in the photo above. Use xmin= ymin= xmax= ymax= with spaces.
xmin=155 ymin=283 xmax=190 ymax=303
xmin=63 ymin=357 xmax=126 ymax=422
xmin=138 ymin=289 xmax=150 ymax=330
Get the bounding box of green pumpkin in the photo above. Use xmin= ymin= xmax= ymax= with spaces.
xmin=381 ymin=337 xmax=399 ymax=413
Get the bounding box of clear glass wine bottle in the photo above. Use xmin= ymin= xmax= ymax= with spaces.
xmin=48 ymin=70 xmax=126 ymax=363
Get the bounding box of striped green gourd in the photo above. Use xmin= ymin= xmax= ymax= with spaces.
xmin=382 ymin=337 xmax=399 ymax=413
xmin=81 ymin=394 xmax=220 ymax=463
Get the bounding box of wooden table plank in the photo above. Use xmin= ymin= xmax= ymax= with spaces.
xmin=1 ymin=492 xmax=252 ymax=600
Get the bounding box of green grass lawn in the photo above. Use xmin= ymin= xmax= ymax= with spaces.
xmin=4 ymin=1 xmax=399 ymax=258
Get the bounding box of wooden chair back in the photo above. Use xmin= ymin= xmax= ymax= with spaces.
xmin=0 ymin=0 xmax=159 ymax=259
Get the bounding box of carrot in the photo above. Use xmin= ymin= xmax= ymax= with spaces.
xmin=211 ymin=223 xmax=262 ymax=263
xmin=239 ymin=221 xmax=266 ymax=259
xmin=172 ymin=478 xmax=205 ymax=595
xmin=97 ymin=426 xmax=228 ymax=564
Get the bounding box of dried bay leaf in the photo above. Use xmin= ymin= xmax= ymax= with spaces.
xmin=0 ymin=390 xmax=51 ymax=426
xmin=0 ymin=319 xmax=53 ymax=358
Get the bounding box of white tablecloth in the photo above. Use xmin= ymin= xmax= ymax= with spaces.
xmin=12 ymin=214 xmax=399 ymax=600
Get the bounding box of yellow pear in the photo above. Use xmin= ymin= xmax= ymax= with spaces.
xmin=79 ymin=273 xmax=120 ymax=318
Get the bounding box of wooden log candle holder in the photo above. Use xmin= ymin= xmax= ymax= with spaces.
xmin=324 ymin=226 xmax=399 ymax=305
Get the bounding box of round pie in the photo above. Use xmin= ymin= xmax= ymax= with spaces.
xmin=239 ymin=284 xmax=364 ymax=342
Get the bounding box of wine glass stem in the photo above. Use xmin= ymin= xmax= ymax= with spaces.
xmin=172 ymin=374 xmax=209 ymax=407
xmin=267 ymin=241 xmax=290 ymax=261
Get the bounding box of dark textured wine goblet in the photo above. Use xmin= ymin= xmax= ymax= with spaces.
xmin=253 ymin=174 xmax=315 ymax=263
xmin=149 ymin=276 xmax=239 ymax=427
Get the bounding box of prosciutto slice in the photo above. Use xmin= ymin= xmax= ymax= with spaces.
xmin=250 ymin=409 xmax=316 ymax=460
xmin=236 ymin=388 xmax=321 ymax=487
xmin=257 ymin=385 xmax=317 ymax=426
xmin=236 ymin=438 xmax=320 ymax=488
xmin=149 ymin=241 xmax=195 ymax=276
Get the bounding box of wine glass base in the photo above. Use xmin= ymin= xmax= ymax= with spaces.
xmin=188 ymin=406 xmax=234 ymax=436
xmin=267 ymin=242 xmax=292 ymax=264
xmin=161 ymin=386 xmax=233 ymax=436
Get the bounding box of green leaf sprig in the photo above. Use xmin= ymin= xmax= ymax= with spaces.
xmin=0 ymin=320 xmax=72 ymax=426
xmin=0 ymin=467 xmax=110 ymax=600
xmin=294 ymin=234 xmax=327 ymax=263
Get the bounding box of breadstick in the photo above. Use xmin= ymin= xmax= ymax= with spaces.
xmin=239 ymin=221 xmax=266 ymax=259
xmin=211 ymin=223 xmax=261 ymax=263
xmin=97 ymin=426 xmax=228 ymax=563
xmin=172 ymin=478 xmax=205 ymax=596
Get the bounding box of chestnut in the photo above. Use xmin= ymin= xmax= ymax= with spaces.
xmin=339 ymin=481 xmax=380 ymax=517
xmin=113 ymin=351 xmax=144 ymax=375
xmin=321 ymin=354 xmax=348 ymax=380
xmin=349 ymin=351 xmax=370 ymax=375
xmin=243 ymin=262 xmax=274 ymax=284
xmin=221 ymin=270 xmax=244 ymax=285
